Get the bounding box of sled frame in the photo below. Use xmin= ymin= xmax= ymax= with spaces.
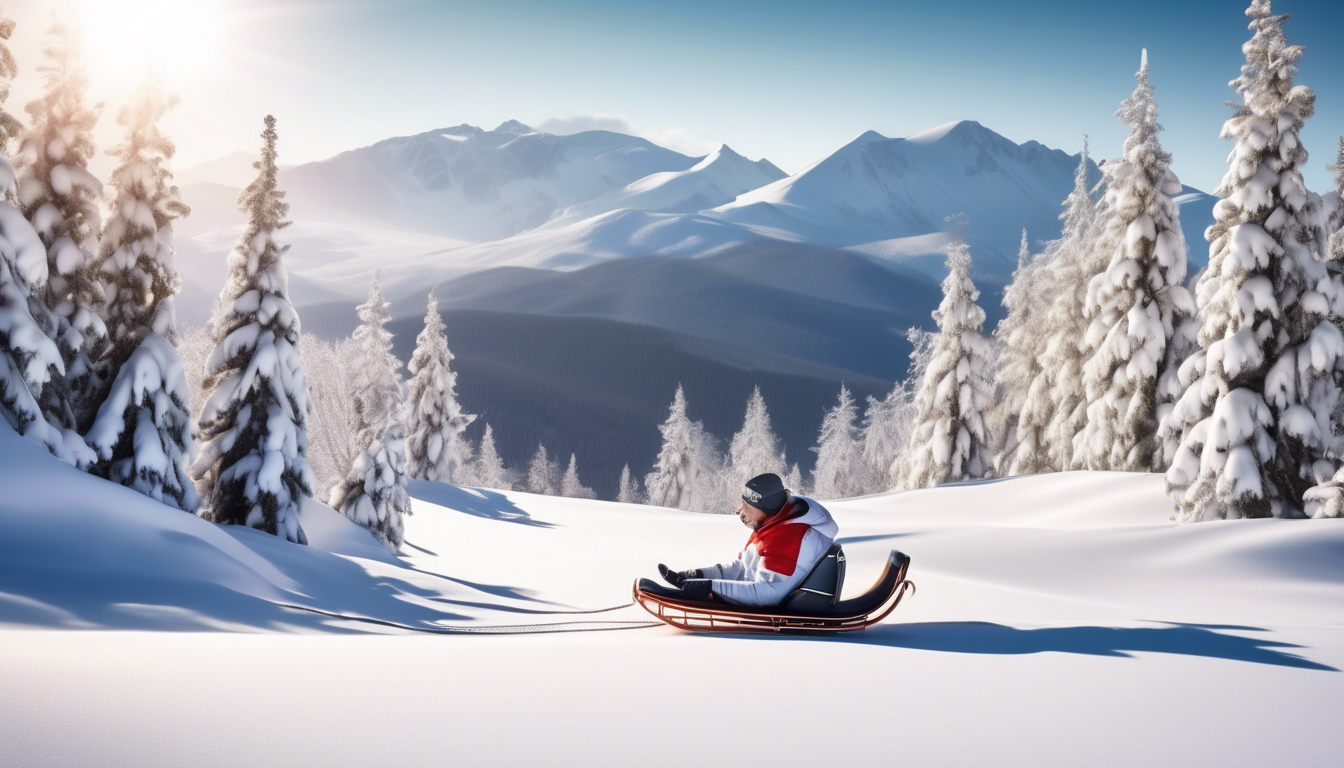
xmin=632 ymin=562 xmax=916 ymax=634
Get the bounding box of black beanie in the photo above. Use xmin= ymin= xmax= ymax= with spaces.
xmin=743 ymin=473 xmax=788 ymax=515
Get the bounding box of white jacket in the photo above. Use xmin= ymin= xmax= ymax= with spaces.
xmin=696 ymin=496 xmax=838 ymax=607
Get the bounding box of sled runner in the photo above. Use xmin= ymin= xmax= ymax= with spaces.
xmin=633 ymin=546 xmax=915 ymax=633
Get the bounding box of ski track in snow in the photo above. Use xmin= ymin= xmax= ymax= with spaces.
xmin=1 ymin=426 xmax=1342 ymax=766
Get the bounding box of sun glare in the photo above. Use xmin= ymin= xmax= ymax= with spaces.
xmin=72 ymin=0 xmax=229 ymax=91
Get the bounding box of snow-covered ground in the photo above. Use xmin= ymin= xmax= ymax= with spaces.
xmin=2 ymin=426 xmax=1341 ymax=767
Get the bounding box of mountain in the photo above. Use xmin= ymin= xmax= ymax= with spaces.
xmin=707 ymin=120 xmax=1101 ymax=282
xmin=177 ymin=151 xmax=292 ymax=188
xmin=277 ymin=121 xmax=705 ymax=242
xmin=379 ymin=250 xmax=941 ymax=383
xmin=540 ymin=144 xmax=787 ymax=228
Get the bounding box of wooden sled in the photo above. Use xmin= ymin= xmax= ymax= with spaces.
xmin=633 ymin=547 xmax=915 ymax=634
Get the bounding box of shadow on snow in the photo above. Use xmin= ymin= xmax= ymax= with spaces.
xmin=408 ymin=482 xmax=555 ymax=528
xmin=699 ymin=621 xmax=1338 ymax=671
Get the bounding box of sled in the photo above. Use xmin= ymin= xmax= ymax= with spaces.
xmin=633 ymin=545 xmax=915 ymax=634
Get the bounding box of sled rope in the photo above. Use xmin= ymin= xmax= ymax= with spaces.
xmin=274 ymin=601 xmax=661 ymax=635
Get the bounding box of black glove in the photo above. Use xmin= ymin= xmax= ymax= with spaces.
xmin=658 ymin=564 xmax=702 ymax=588
xmin=679 ymin=579 xmax=713 ymax=601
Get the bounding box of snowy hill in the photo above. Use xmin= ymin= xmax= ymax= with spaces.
xmin=541 ymin=143 xmax=787 ymax=228
xmin=278 ymin=121 xmax=705 ymax=242
xmin=2 ymin=424 xmax=1341 ymax=766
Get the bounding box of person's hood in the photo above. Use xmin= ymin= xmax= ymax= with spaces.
xmin=781 ymin=495 xmax=838 ymax=539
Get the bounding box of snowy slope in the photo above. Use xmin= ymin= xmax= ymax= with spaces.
xmin=278 ymin=121 xmax=702 ymax=242
xmin=541 ymin=144 xmax=786 ymax=228
xmin=2 ymin=425 xmax=1343 ymax=766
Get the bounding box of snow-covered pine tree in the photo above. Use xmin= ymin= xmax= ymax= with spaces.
xmin=645 ymin=384 xmax=702 ymax=511
xmin=404 ymin=292 xmax=475 ymax=483
xmin=783 ymin=463 xmax=804 ymax=496
xmin=1327 ymin=136 xmax=1344 ymax=263
xmin=192 ymin=116 xmax=314 ymax=544
xmin=300 ymin=333 xmax=361 ymax=498
xmin=95 ymin=80 xmax=189 ymax=373
xmin=471 ymin=423 xmax=508 ymax=490
xmin=84 ymin=81 xmax=197 ymax=510
xmin=0 ymin=10 xmax=87 ymax=465
xmin=18 ymin=20 xmax=106 ymax=430
xmin=527 ymin=443 xmax=554 ymax=495
xmin=1168 ymin=1 xmax=1342 ymax=521
xmin=694 ymin=428 xmax=733 ymax=513
xmin=0 ymin=10 xmax=21 ymax=179
xmin=348 ymin=275 xmax=403 ymax=452
xmin=991 ymin=228 xmax=1049 ymax=474
xmin=1040 ymin=144 xmax=1104 ymax=472
xmin=1008 ymin=142 xmax=1097 ymax=475
xmin=811 ymin=385 xmax=867 ymax=499
xmin=880 ymin=327 xmax=936 ymax=488
xmin=560 ymin=453 xmax=596 ymax=499
xmin=726 ymin=386 xmax=785 ymax=500
xmin=1075 ymin=51 xmax=1197 ymax=472
xmin=617 ymin=463 xmax=639 ymax=503
xmin=904 ymin=221 xmax=995 ymax=488
xmin=328 ymin=416 xmax=411 ymax=552
xmin=861 ymin=380 xmax=913 ymax=493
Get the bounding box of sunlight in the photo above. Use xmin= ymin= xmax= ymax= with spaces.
xmin=71 ymin=0 xmax=230 ymax=90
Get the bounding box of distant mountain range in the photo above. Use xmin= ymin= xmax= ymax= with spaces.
xmin=278 ymin=120 xmax=734 ymax=243
xmin=171 ymin=119 xmax=1218 ymax=484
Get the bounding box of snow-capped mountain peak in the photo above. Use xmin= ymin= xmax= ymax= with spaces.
xmin=538 ymin=142 xmax=788 ymax=229
xmin=494 ymin=119 xmax=534 ymax=134
xmin=278 ymin=121 xmax=701 ymax=241
xmin=708 ymin=120 xmax=1098 ymax=277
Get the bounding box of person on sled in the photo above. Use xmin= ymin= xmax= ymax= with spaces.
xmin=657 ymin=473 xmax=838 ymax=607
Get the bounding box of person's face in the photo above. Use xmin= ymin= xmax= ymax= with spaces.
xmin=736 ymin=501 xmax=770 ymax=530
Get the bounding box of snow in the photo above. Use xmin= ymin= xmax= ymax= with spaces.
xmin=2 ymin=422 xmax=1342 ymax=765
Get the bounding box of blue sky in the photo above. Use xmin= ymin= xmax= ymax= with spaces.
xmin=14 ymin=0 xmax=1344 ymax=193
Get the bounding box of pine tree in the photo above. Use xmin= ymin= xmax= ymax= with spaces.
xmin=783 ymin=463 xmax=804 ymax=496
xmin=811 ymin=385 xmax=867 ymax=499
xmin=726 ymin=386 xmax=785 ymax=497
xmin=861 ymin=379 xmax=915 ymax=493
xmin=527 ymin=443 xmax=554 ymax=495
xmin=645 ymin=384 xmax=703 ymax=511
xmin=617 ymin=463 xmax=639 ymax=503
xmin=880 ymin=327 xmax=937 ymax=488
xmin=83 ymin=81 xmax=197 ymax=510
xmin=0 ymin=10 xmax=87 ymax=466
xmin=0 ymin=11 xmax=23 ymax=181
xmin=404 ymin=292 xmax=475 ymax=482
xmin=1168 ymin=2 xmax=1341 ymax=521
xmin=1327 ymin=136 xmax=1344 ymax=263
xmin=95 ymin=80 xmax=189 ymax=372
xmin=1011 ymin=142 xmax=1098 ymax=475
xmin=192 ymin=116 xmax=313 ymax=544
xmin=301 ymin=333 xmax=361 ymax=498
xmin=1041 ymin=145 xmax=1104 ymax=472
xmin=329 ymin=417 xmax=411 ymax=552
xmin=904 ymin=221 xmax=995 ymax=488
xmin=17 ymin=20 xmax=105 ymax=430
xmin=1075 ymin=51 xmax=1197 ymax=472
xmin=992 ymin=228 xmax=1049 ymax=475
xmin=560 ymin=453 xmax=596 ymax=499
xmin=471 ymin=423 xmax=508 ymax=490
xmin=348 ymin=275 xmax=402 ymax=452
